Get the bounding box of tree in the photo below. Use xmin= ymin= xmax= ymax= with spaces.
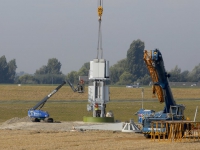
xmin=0 ymin=56 xmax=17 ymax=83
xmin=118 ymin=71 xmax=133 ymax=85
xmin=126 ymin=39 xmax=147 ymax=80
xmin=77 ymin=62 xmax=90 ymax=76
xmin=188 ymin=63 xmax=200 ymax=82
xmin=66 ymin=62 xmax=90 ymax=84
xmin=47 ymin=58 xmax=62 ymax=74
xmin=7 ymin=59 xmax=17 ymax=83
xmin=18 ymin=74 xmax=38 ymax=84
xmin=138 ymin=74 xmax=151 ymax=85
xmin=35 ymin=58 xmax=62 ymax=75
xmin=168 ymin=65 xmax=181 ymax=82
xmin=35 ymin=66 xmax=48 ymax=75
xmin=180 ymin=70 xmax=189 ymax=82
xmin=34 ymin=74 xmax=65 ymax=84
xmin=67 ymin=71 xmax=78 ymax=84
xmin=34 ymin=58 xmax=64 ymax=84
xmin=110 ymin=59 xmax=127 ymax=84
xmin=167 ymin=66 xmax=190 ymax=82
xmin=65 ymin=39 xmax=148 ymax=85
xmin=0 ymin=55 xmax=8 ymax=83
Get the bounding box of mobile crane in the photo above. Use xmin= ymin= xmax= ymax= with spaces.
xmin=141 ymin=49 xmax=185 ymax=138
xmin=28 ymin=81 xmax=66 ymax=122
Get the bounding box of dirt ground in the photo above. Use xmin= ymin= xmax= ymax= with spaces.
xmin=0 ymin=117 xmax=200 ymax=150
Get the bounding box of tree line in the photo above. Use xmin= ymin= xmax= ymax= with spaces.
xmin=0 ymin=56 xmax=17 ymax=83
xmin=1 ymin=39 xmax=200 ymax=84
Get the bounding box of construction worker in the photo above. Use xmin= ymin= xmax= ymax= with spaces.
xmin=77 ymin=83 xmax=81 ymax=92
xmin=95 ymin=103 xmax=100 ymax=117
xmin=77 ymin=83 xmax=83 ymax=93
xmin=77 ymin=80 xmax=84 ymax=93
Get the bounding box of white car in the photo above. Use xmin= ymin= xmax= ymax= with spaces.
xmin=126 ymin=85 xmax=133 ymax=88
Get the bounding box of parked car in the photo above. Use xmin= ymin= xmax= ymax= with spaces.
xmin=126 ymin=83 xmax=140 ymax=88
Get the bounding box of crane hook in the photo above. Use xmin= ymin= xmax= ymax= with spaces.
xmin=97 ymin=0 xmax=103 ymax=20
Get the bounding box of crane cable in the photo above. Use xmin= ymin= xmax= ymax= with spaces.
xmin=97 ymin=0 xmax=103 ymax=59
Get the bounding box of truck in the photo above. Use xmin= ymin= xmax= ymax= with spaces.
xmin=141 ymin=49 xmax=185 ymax=138
xmin=28 ymin=81 xmax=66 ymax=122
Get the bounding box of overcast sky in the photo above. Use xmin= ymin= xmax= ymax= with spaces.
xmin=0 ymin=0 xmax=200 ymax=74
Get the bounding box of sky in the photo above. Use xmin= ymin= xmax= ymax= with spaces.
xmin=0 ymin=0 xmax=200 ymax=74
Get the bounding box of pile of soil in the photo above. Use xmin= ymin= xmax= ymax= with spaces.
xmin=0 ymin=116 xmax=87 ymax=131
xmin=1 ymin=116 xmax=31 ymax=126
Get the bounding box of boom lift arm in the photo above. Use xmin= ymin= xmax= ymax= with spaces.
xmin=66 ymin=79 xmax=84 ymax=93
xmin=28 ymin=81 xmax=66 ymax=122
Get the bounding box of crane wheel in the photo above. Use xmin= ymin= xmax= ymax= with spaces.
xmin=31 ymin=118 xmax=40 ymax=122
xmin=144 ymin=134 xmax=151 ymax=138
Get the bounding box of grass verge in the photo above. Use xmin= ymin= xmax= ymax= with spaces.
xmin=0 ymin=100 xmax=199 ymax=123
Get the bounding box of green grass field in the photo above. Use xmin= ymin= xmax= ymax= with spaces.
xmin=0 ymin=84 xmax=200 ymax=123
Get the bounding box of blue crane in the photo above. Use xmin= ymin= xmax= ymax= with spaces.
xmin=141 ymin=49 xmax=185 ymax=138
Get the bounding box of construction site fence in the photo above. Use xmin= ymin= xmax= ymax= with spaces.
xmin=150 ymin=121 xmax=200 ymax=142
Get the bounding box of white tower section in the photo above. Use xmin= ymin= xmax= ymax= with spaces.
xmin=87 ymin=59 xmax=110 ymax=117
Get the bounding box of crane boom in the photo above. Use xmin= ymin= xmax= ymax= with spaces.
xmin=141 ymin=49 xmax=185 ymax=138
xmin=144 ymin=49 xmax=177 ymax=113
xmin=143 ymin=50 xmax=164 ymax=103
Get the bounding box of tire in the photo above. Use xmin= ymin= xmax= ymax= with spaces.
xmin=31 ymin=118 xmax=40 ymax=122
xmin=144 ymin=134 xmax=151 ymax=138
xmin=44 ymin=118 xmax=54 ymax=123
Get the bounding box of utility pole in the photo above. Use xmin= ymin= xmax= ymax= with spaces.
xmin=141 ymin=88 xmax=144 ymax=109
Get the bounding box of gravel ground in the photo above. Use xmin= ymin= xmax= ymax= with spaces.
xmin=1 ymin=117 xmax=200 ymax=150
xmin=0 ymin=117 xmax=100 ymax=131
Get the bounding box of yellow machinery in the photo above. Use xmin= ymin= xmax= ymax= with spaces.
xmin=97 ymin=0 xmax=103 ymax=20
xmin=142 ymin=49 xmax=185 ymax=138
xmin=143 ymin=50 xmax=164 ymax=103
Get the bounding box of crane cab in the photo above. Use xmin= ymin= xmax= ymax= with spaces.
xmin=167 ymin=105 xmax=185 ymax=120
xmin=136 ymin=109 xmax=155 ymax=124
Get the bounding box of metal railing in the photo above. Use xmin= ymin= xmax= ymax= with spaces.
xmin=151 ymin=121 xmax=200 ymax=142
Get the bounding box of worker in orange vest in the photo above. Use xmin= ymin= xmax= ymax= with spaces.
xmin=95 ymin=103 xmax=100 ymax=117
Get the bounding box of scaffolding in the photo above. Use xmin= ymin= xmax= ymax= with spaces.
xmin=150 ymin=121 xmax=200 ymax=142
